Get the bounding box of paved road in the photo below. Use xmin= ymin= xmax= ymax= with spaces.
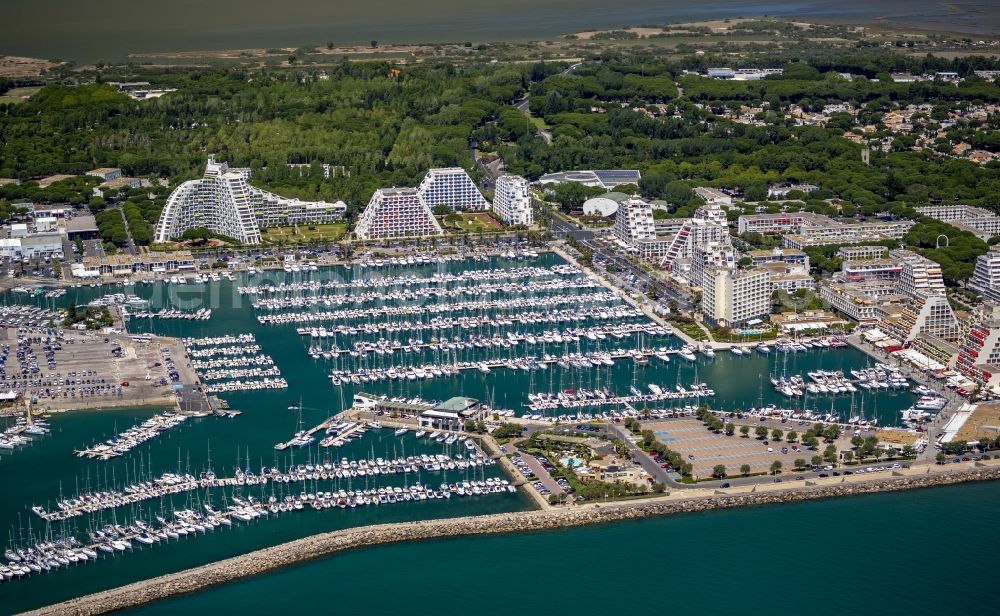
xmin=113 ymin=205 xmax=139 ymax=256
xmin=545 ymin=213 xmax=694 ymax=312
xmin=608 ymin=423 xmax=673 ymax=485
xmin=513 ymin=96 xmax=552 ymax=144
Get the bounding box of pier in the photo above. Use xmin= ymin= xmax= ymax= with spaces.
xmin=308 ymin=322 xmax=671 ymax=358
xmin=5 ymin=476 xmax=514 ymax=585
xmin=181 ymin=334 xmax=286 ymax=394
xmin=22 ymin=461 xmax=1000 ymax=616
xmin=525 ymin=386 xmax=714 ymax=412
xmin=34 ymin=449 xmax=497 ymax=523
xmin=295 ymin=305 xmax=647 ymax=338
xmin=272 ymin=417 xmax=368 ymax=451
xmin=330 ymin=348 xmax=683 ymax=385
xmin=256 ymin=291 xmax=623 ymax=325
xmin=73 ymin=412 xmax=188 ymax=460
xmin=250 ymin=279 xmax=604 ymax=311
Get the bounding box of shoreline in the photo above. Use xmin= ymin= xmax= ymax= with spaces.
xmin=3 ymin=12 xmax=996 ymax=68
xmin=22 ymin=462 xmax=1000 ymax=616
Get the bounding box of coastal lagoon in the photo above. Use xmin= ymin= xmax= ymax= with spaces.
xmin=0 ymin=252 xmax=940 ymax=612
xmin=1 ymin=0 xmax=998 ymax=62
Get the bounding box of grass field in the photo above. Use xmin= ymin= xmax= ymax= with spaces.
xmin=262 ymin=223 xmax=347 ymax=244
xmin=0 ymin=87 xmax=41 ymax=104
xmin=441 ymin=212 xmax=502 ymax=234
xmin=529 ymin=115 xmax=550 ymax=131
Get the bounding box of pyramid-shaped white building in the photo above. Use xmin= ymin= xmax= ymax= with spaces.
xmin=354 ymin=187 xmax=443 ymax=240
xmin=417 ymin=167 xmax=488 ymax=211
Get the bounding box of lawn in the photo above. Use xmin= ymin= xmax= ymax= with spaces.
xmin=441 ymin=212 xmax=502 ymax=234
xmin=529 ymin=115 xmax=550 ymax=131
xmin=671 ymin=320 xmax=708 ymax=341
xmin=0 ymin=87 xmax=41 ymax=104
xmin=262 ymin=223 xmax=347 ymax=244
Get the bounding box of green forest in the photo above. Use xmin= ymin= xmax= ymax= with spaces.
xmin=1 ymin=50 xmax=999 ymax=278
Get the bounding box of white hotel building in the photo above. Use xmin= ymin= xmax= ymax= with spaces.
xmin=492 ymin=175 xmax=533 ymax=226
xmin=155 ymin=157 xmax=345 ymax=245
xmin=417 ymin=167 xmax=488 ymax=211
xmin=971 ymin=246 xmax=1000 ymax=302
xmin=916 ymin=205 xmax=1000 ymax=241
xmin=354 ymin=187 xmax=443 ymax=240
xmin=702 ymin=267 xmax=772 ymax=327
xmin=612 ymin=196 xmax=656 ymax=245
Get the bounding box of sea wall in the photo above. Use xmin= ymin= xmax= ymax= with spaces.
xmin=23 ymin=465 xmax=1000 ymax=616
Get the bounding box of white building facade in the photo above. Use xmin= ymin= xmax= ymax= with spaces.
xmin=661 ymin=205 xmax=731 ymax=270
xmin=253 ymin=190 xmax=347 ymax=228
xmin=155 ymin=157 xmax=346 ymax=245
xmin=156 ymin=162 xmax=261 ymax=244
xmin=491 ymin=175 xmax=533 ymax=226
xmin=612 ymin=196 xmax=656 ymax=245
xmin=417 ymin=168 xmax=488 ymax=211
xmin=916 ymin=205 xmax=1000 ymax=240
xmin=702 ymin=267 xmax=771 ymax=327
xmin=354 ymin=188 xmax=443 ymax=240
xmin=971 ymin=246 xmax=1000 ymax=302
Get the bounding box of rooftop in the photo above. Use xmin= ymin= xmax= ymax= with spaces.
xmin=538 ymin=169 xmax=641 ymax=189
xmin=435 ymin=396 xmax=479 ymax=413
xmin=36 ymin=174 xmax=75 ymax=188
xmin=379 ymin=187 xmax=419 ymax=197
xmin=749 ymin=248 xmax=806 ymax=258
xmin=67 ymin=215 xmax=98 ymax=233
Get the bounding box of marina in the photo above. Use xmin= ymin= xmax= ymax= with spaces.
xmin=182 ymin=334 xmax=286 ymax=393
xmin=248 ymin=279 xmax=604 ymax=310
xmin=305 ymin=322 xmax=671 ymax=360
xmin=0 ymin=251 xmax=927 ymax=610
xmin=3 ymin=476 xmax=511 ymax=584
xmin=34 ymin=446 xmax=498 ymax=522
xmin=255 ymin=292 xmax=624 ymax=325
xmin=73 ymin=412 xmax=188 ymax=460
xmin=299 ymin=305 xmax=648 ymax=340
xmin=0 ymin=416 xmax=50 ymax=451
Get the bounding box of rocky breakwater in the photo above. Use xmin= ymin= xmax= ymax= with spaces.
xmin=24 ymin=464 xmax=1000 ymax=616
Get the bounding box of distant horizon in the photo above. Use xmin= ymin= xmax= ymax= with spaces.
xmin=1 ymin=0 xmax=998 ymax=63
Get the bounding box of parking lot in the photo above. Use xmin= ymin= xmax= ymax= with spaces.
xmin=645 ymin=419 xmax=827 ymax=478
xmin=510 ymin=452 xmax=568 ymax=498
xmin=0 ymin=253 xmax=61 ymax=280
xmin=0 ymin=327 xmax=176 ymax=411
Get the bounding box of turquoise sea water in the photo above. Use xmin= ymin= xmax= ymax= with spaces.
xmin=128 ymin=481 xmax=1000 ymax=616
xmin=0 ymin=254 xmax=955 ymax=613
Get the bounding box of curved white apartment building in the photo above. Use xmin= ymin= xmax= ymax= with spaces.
xmin=155 ymin=157 xmax=346 ymax=244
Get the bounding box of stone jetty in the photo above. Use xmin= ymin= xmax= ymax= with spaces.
xmin=23 ymin=464 xmax=1000 ymax=616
